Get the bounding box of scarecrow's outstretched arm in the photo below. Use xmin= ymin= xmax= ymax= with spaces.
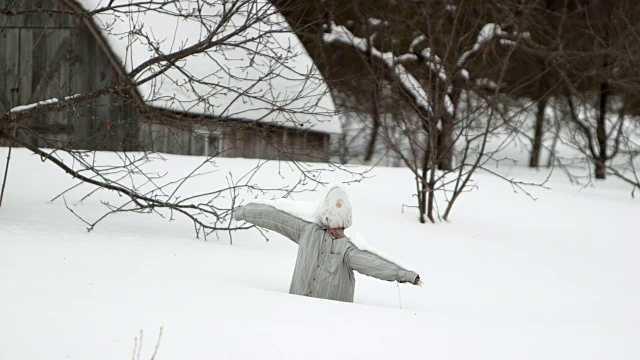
xmin=233 ymin=203 xmax=310 ymax=243
xmin=345 ymin=244 xmax=419 ymax=284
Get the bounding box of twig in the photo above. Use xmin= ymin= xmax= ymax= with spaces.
xmin=131 ymin=335 xmax=139 ymax=360
xmin=150 ymin=327 xmax=163 ymax=360
xmin=137 ymin=329 xmax=143 ymax=360
xmin=62 ymin=196 xmax=94 ymax=231
xmin=0 ymin=135 xmax=13 ymax=207
xmin=227 ymin=172 xmax=236 ymax=245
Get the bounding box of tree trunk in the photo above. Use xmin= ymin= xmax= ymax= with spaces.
xmin=426 ymin=126 xmax=437 ymax=223
xmin=418 ymin=179 xmax=426 ymax=224
xmin=363 ymin=119 xmax=380 ymax=163
xmin=0 ymin=138 xmax=13 ymax=207
xmin=437 ymin=114 xmax=454 ymax=170
xmin=418 ymin=145 xmax=429 ymax=223
xmin=595 ymin=77 xmax=609 ymax=179
xmin=547 ymin=105 xmax=561 ymax=167
xmin=595 ymin=158 xmax=606 ymax=179
xmin=364 ymin=85 xmax=381 ymax=163
xmin=529 ymin=97 xmax=548 ymax=168
xmin=426 ymin=179 xmax=435 ymax=222
xmin=338 ymin=131 xmax=348 ymax=164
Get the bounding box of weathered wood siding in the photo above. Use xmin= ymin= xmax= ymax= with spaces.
xmin=0 ymin=0 xmax=138 ymax=150
xmin=216 ymin=122 xmax=329 ymax=161
xmin=139 ymin=119 xmax=330 ymax=162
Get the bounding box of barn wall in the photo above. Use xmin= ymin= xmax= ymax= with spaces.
xmin=217 ymin=123 xmax=331 ymax=161
xmin=139 ymin=119 xmax=331 ymax=162
xmin=0 ymin=0 xmax=138 ymax=150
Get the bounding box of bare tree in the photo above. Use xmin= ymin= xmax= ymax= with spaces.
xmin=0 ymin=0 xmax=361 ymax=237
xmin=531 ymin=0 xmax=640 ymax=188
xmin=320 ymin=1 xmax=545 ymax=222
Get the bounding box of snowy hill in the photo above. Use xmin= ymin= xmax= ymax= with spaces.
xmin=1 ymin=147 xmax=639 ymax=359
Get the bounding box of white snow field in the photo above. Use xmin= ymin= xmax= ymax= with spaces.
xmin=1 ymin=146 xmax=639 ymax=360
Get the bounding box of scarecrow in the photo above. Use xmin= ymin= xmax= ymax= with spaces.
xmin=233 ymin=185 xmax=421 ymax=302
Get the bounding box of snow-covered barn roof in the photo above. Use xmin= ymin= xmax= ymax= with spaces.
xmin=71 ymin=0 xmax=340 ymax=134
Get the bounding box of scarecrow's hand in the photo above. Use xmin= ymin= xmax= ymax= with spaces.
xmin=232 ymin=206 xmax=244 ymax=221
xmin=413 ymin=276 xmax=423 ymax=286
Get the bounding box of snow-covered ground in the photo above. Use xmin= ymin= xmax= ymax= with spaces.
xmin=1 ymin=147 xmax=639 ymax=359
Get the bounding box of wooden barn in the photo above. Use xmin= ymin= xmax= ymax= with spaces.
xmin=0 ymin=0 xmax=339 ymax=161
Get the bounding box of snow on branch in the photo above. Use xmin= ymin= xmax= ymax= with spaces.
xmin=323 ymin=23 xmax=432 ymax=116
xmin=457 ymin=23 xmax=529 ymax=69
xmin=417 ymin=47 xmax=448 ymax=82
xmin=408 ymin=35 xmax=449 ymax=83
xmin=457 ymin=23 xmax=503 ymax=67
xmin=10 ymin=98 xmax=59 ymax=113
xmin=409 ymin=35 xmax=427 ymax=52
xmin=366 ymin=17 xmax=387 ymax=28
xmin=9 ymin=94 xmax=82 ymax=113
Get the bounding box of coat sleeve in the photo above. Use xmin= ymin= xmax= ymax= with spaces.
xmin=344 ymin=243 xmax=418 ymax=283
xmin=233 ymin=203 xmax=311 ymax=243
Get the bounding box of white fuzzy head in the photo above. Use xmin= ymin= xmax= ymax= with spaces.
xmin=315 ymin=185 xmax=352 ymax=229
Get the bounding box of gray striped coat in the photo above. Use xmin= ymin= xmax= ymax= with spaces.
xmin=234 ymin=204 xmax=419 ymax=303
